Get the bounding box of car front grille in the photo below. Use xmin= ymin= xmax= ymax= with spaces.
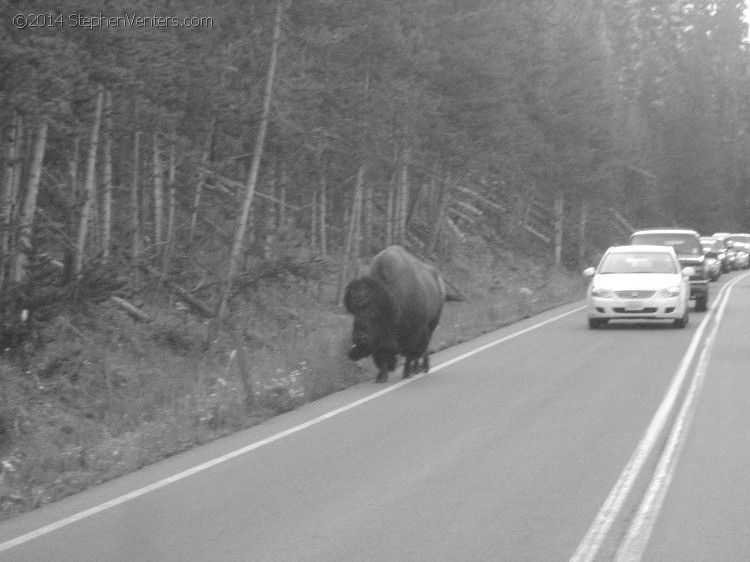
xmin=613 ymin=307 xmax=658 ymax=313
xmin=614 ymin=290 xmax=655 ymax=299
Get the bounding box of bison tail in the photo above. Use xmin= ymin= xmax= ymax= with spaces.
xmin=437 ymin=274 xmax=464 ymax=302
xmin=445 ymin=291 xmax=464 ymax=302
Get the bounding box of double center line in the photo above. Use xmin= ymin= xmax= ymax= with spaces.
xmin=571 ymin=272 xmax=750 ymax=562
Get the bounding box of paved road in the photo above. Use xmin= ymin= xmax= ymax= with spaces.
xmin=1 ymin=272 xmax=748 ymax=561
xmin=640 ymin=274 xmax=750 ymax=562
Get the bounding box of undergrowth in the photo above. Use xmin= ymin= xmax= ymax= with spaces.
xmin=0 ymin=240 xmax=584 ymax=521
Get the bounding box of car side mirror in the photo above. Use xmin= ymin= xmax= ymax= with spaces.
xmin=583 ymin=267 xmax=595 ymax=277
xmin=681 ymin=267 xmax=695 ymax=277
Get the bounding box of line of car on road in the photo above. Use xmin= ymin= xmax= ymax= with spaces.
xmin=584 ymin=229 xmax=750 ymax=329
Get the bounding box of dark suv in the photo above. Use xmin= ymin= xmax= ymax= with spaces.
xmin=629 ymin=229 xmax=709 ymax=311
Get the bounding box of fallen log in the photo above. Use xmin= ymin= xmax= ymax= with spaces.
xmin=139 ymin=264 xmax=215 ymax=318
xmin=523 ymin=222 xmax=551 ymax=244
xmin=109 ymin=296 xmax=152 ymax=323
xmin=35 ymin=251 xmax=151 ymax=322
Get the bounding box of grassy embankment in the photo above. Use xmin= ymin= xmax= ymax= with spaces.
xmin=0 ymin=243 xmax=585 ymax=521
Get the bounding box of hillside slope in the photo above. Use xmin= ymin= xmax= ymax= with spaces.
xmin=0 ymin=241 xmax=583 ymax=521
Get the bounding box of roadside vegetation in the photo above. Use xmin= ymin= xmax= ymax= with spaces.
xmin=0 ymin=235 xmax=583 ymax=521
xmin=2 ymin=0 xmax=748 ymax=522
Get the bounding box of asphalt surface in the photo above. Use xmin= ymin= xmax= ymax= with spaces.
xmin=1 ymin=271 xmax=749 ymax=561
xmin=641 ymin=274 xmax=750 ymax=562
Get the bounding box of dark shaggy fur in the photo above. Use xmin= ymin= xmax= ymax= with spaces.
xmin=343 ymin=246 xmax=448 ymax=383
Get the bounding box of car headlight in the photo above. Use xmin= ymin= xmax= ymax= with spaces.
xmin=591 ymin=287 xmax=613 ymax=298
xmin=655 ymin=286 xmax=681 ymax=298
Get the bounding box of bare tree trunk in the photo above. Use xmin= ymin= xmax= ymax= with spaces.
xmin=75 ymin=84 xmax=104 ymax=275
xmin=579 ymin=198 xmax=588 ymax=263
xmin=387 ymin=137 xmax=400 ymax=246
xmin=233 ymin=329 xmax=255 ymax=411
xmin=152 ymin=132 xmax=164 ymax=264
xmin=62 ymin=134 xmax=80 ymax=281
xmin=131 ymin=130 xmax=141 ymax=284
xmin=14 ymin=119 xmax=49 ymax=282
xmin=90 ymin=167 xmax=101 ymax=256
xmin=245 ymin=198 xmax=256 ymax=269
xmin=407 ymin=175 xmax=424 ymax=229
xmin=310 ymin=188 xmax=317 ymax=256
xmin=363 ymin=179 xmax=372 ymax=255
xmin=189 ymin=116 xmax=215 ymax=243
xmin=428 ymin=161 xmax=439 ymax=217
xmin=399 ymin=146 xmax=410 ymax=245
xmin=12 ymin=119 xmax=25 ymax=211
xmin=554 ymin=190 xmax=564 ymax=266
xmin=279 ymin=161 xmax=287 ymax=229
xmin=393 ymin=176 xmax=402 ymax=245
xmin=1 ymin=113 xmax=21 ymax=270
xmin=386 ymin=181 xmax=394 ymax=247
xmin=162 ymin=131 xmax=177 ymax=274
xmin=337 ymin=164 xmax=365 ymax=304
xmin=214 ymin=0 xmax=284 ymax=334
xmin=427 ymin=173 xmax=450 ymax=257
xmin=319 ymin=166 xmax=327 ymax=258
xmin=263 ymin=166 xmax=276 ymax=260
xmin=102 ymin=89 xmax=113 ymax=261
xmin=352 ymin=170 xmax=363 ymax=268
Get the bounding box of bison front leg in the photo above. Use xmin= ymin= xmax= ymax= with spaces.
xmin=421 ymin=352 xmax=430 ymax=373
xmin=373 ymin=352 xmax=397 ymax=383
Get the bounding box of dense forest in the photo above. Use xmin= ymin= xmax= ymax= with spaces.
xmin=2 ymin=0 xmax=750 ymax=320
xmin=1 ymin=0 xmax=750 ymax=517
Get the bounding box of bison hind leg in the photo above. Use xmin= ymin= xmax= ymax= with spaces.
xmin=421 ymin=352 xmax=430 ymax=373
xmin=402 ymin=359 xmax=411 ymax=379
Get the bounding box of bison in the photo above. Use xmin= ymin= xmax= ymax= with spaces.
xmin=344 ymin=246 xmax=454 ymax=383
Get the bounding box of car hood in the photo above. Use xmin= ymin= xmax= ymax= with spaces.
xmin=676 ymin=254 xmax=704 ymax=265
xmin=593 ymin=273 xmax=683 ymax=290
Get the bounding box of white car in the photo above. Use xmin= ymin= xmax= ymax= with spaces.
xmin=726 ymin=233 xmax=750 ymax=269
xmin=583 ymin=245 xmax=693 ymax=329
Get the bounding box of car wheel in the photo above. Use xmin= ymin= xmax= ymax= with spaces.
xmin=588 ymin=318 xmax=606 ymax=329
xmin=673 ymin=310 xmax=688 ymax=328
xmin=695 ymin=295 xmax=708 ymax=312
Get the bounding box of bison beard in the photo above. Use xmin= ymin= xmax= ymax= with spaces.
xmin=343 ymin=246 xmax=447 ymax=383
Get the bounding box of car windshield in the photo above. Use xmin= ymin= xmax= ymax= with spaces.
xmin=599 ymin=252 xmax=677 ymax=274
xmin=630 ymin=233 xmax=702 ymax=255
xmin=700 ymin=238 xmax=720 ymax=252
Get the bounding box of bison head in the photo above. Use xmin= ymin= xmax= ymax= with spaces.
xmin=343 ymin=276 xmax=399 ymax=361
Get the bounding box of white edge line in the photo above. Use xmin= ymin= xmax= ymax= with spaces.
xmin=569 ymin=276 xmax=743 ymax=562
xmin=614 ymin=274 xmax=742 ymax=561
xmin=0 ymin=304 xmax=585 ymax=553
